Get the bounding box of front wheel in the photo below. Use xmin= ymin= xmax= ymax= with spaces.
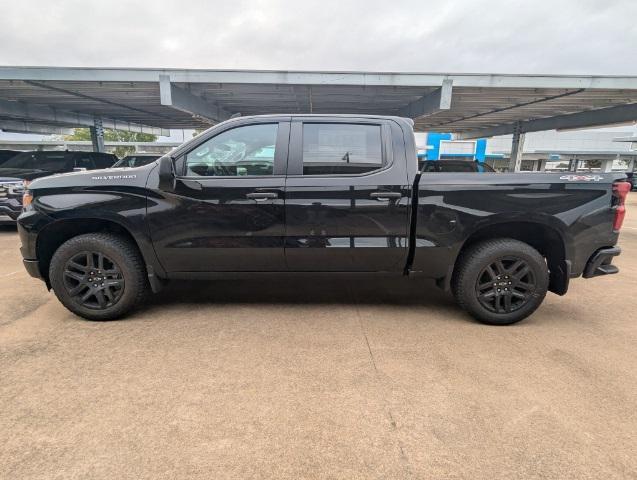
xmin=49 ymin=233 xmax=148 ymax=321
xmin=452 ymin=238 xmax=549 ymax=325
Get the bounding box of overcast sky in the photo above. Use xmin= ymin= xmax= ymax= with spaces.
xmin=1 ymin=0 xmax=636 ymax=74
xmin=1 ymin=0 xmax=636 ymax=141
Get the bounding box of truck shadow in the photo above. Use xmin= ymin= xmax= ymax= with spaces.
xmin=146 ymin=275 xmax=456 ymax=308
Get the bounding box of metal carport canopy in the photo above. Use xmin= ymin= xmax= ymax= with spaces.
xmin=0 ymin=66 xmax=636 ymax=137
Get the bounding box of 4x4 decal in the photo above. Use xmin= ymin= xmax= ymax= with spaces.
xmin=559 ymin=174 xmax=604 ymax=181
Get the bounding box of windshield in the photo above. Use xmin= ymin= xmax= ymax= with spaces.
xmin=0 ymin=152 xmax=69 ymax=171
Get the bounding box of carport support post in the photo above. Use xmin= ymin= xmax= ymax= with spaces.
xmin=508 ymin=122 xmax=525 ymax=172
xmin=537 ymin=159 xmax=547 ymax=172
xmin=599 ymin=158 xmax=614 ymax=173
xmin=569 ymin=158 xmax=579 ymax=172
xmin=90 ymin=118 xmax=105 ymax=153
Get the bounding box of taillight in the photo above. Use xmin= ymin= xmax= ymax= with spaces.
xmin=612 ymin=181 xmax=631 ymax=231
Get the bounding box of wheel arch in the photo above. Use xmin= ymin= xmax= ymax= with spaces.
xmin=449 ymin=220 xmax=569 ymax=295
xmin=36 ymin=217 xmax=164 ymax=291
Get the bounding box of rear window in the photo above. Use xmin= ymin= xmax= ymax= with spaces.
xmin=421 ymin=161 xmax=495 ymax=173
xmin=302 ymin=123 xmax=383 ymax=175
xmin=438 ymin=162 xmax=478 ymax=173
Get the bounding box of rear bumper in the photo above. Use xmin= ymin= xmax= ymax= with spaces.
xmin=582 ymin=246 xmax=621 ymax=279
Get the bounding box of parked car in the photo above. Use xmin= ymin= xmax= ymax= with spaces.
xmin=112 ymin=154 xmax=160 ymax=168
xmin=18 ymin=115 xmax=630 ymax=325
xmin=0 ymin=151 xmax=117 ymax=223
xmin=0 ymin=149 xmax=21 ymax=166
xmin=420 ymin=159 xmax=495 ymax=173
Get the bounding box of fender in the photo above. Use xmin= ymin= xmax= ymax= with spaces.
xmin=30 ymin=185 xmax=167 ymax=292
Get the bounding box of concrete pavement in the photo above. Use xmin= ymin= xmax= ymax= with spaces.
xmin=1 ymin=196 xmax=637 ymax=479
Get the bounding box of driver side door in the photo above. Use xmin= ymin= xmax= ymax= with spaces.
xmin=148 ymin=120 xmax=290 ymax=273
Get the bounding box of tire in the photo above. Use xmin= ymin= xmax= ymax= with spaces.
xmin=49 ymin=233 xmax=148 ymax=321
xmin=452 ymin=238 xmax=549 ymax=325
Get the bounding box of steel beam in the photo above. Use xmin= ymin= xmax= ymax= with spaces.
xmin=0 ymin=119 xmax=73 ymax=135
xmin=456 ymin=102 xmax=637 ymax=139
xmin=24 ymin=80 xmax=178 ymax=124
xmin=2 ymin=66 xmax=637 ymax=89
xmin=159 ymin=75 xmax=231 ymax=123
xmin=0 ymin=139 xmax=181 ymax=152
xmin=399 ymin=79 xmax=453 ymax=118
xmin=0 ymin=98 xmax=170 ymax=136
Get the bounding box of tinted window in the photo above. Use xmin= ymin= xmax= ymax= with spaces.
xmin=185 ymin=124 xmax=278 ymax=177
xmin=1 ymin=152 xmax=70 ymax=171
xmin=0 ymin=150 xmax=19 ymax=163
xmin=421 ymin=160 xmax=495 ymax=173
xmin=478 ymin=163 xmax=495 ymax=172
xmin=437 ymin=162 xmax=477 ymax=173
xmin=302 ymin=124 xmax=383 ymax=175
xmin=75 ymin=155 xmax=96 ymax=170
xmin=421 ymin=162 xmax=439 ymax=173
xmin=93 ymin=154 xmax=118 ymax=168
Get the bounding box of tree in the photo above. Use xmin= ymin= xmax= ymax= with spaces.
xmin=65 ymin=128 xmax=158 ymax=158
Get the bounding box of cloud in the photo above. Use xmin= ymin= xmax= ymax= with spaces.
xmin=0 ymin=0 xmax=635 ymax=74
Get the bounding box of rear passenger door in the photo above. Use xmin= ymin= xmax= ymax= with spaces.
xmin=284 ymin=119 xmax=410 ymax=272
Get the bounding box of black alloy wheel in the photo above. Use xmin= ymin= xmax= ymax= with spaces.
xmin=452 ymin=238 xmax=549 ymax=325
xmin=475 ymin=256 xmax=536 ymax=314
xmin=49 ymin=233 xmax=148 ymax=320
xmin=63 ymin=251 xmax=125 ymax=310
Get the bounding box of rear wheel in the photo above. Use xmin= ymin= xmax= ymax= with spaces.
xmin=452 ymin=238 xmax=549 ymax=325
xmin=49 ymin=233 xmax=148 ymax=320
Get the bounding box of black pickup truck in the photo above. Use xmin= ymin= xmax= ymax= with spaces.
xmin=17 ymin=115 xmax=631 ymax=325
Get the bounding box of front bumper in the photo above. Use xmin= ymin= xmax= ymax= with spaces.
xmin=0 ymin=181 xmax=24 ymax=222
xmin=0 ymin=200 xmax=22 ymax=223
xmin=23 ymin=258 xmax=42 ymax=279
xmin=17 ymin=210 xmax=48 ymax=281
xmin=582 ymin=246 xmax=621 ymax=279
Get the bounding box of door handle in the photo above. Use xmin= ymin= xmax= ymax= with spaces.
xmin=246 ymin=192 xmax=278 ymax=201
xmin=370 ymin=191 xmax=402 ymax=200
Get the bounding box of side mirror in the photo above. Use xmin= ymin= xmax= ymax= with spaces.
xmin=158 ymin=155 xmax=176 ymax=192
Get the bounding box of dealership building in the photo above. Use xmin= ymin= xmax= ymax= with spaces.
xmin=416 ymin=130 xmax=637 ymax=172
